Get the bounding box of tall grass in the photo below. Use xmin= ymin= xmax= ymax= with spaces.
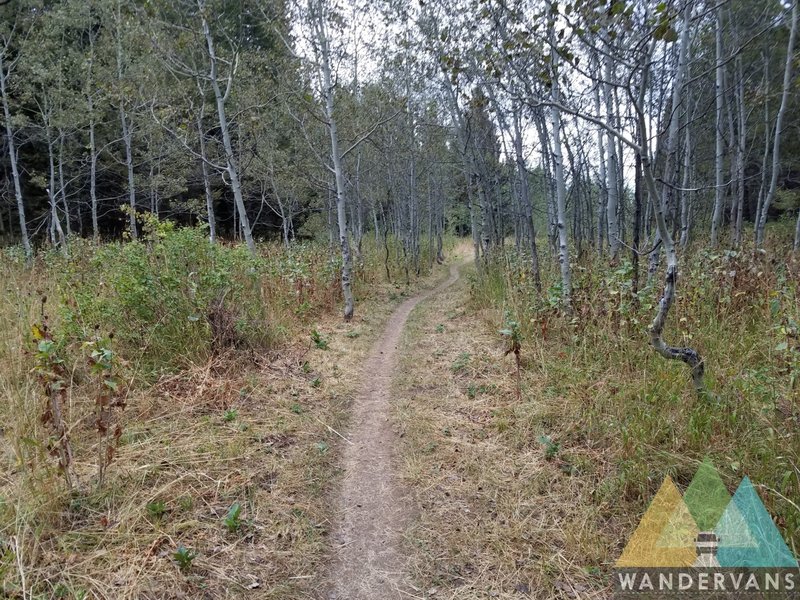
xmin=0 ymin=222 xmax=444 ymax=597
xmin=469 ymin=238 xmax=800 ymax=550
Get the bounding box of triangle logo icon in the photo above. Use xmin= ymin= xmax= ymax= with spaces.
xmin=616 ymin=477 xmax=697 ymax=567
xmin=656 ymin=497 xmax=699 ymax=549
xmin=715 ymin=477 xmax=797 ymax=567
xmin=683 ymin=459 xmax=731 ymax=531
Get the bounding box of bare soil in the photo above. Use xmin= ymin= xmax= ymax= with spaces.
xmin=324 ymin=262 xmax=461 ymax=600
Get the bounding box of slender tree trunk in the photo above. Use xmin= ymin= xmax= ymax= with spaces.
xmin=312 ymin=0 xmax=354 ymax=320
xmin=196 ymin=109 xmax=216 ymax=243
xmin=643 ymin=155 xmax=704 ymax=392
xmin=592 ymin=61 xmax=607 ymax=255
xmin=734 ymin=56 xmax=745 ymax=248
xmin=201 ymin=10 xmax=255 ymax=253
xmin=710 ymin=6 xmax=725 ymax=247
xmin=57 ymin=131 xmax=71 ymax=238
xmin=86 ymin=29 xmax=99 ymax=242
xmin=46 ymin=133 xmax=66 ymax=253
xmin=512 ymin=106 xmax=541 ymax=291
xmin=604 ymin=41 xmax=621 ymax=262
xmin=534 ymin=113 xmax=557 ymax=254
xmin=639 ymin=14 xmax=704 ymax=393
xmin=467 ymin=171 xmax=481 ymax=267
xmin=754 ymin=53 xmax=771 ymax=235
xmin=0 ymin=51 xmax=31 ymax=258
xmin=115 ymin=3 xmax=138 ymax=240
xmin=679 ymin=120 xmax=692 ymax=248
xmin=88 ymin=97 xmax=99 ymax=241
xmin=662 ymin=9 xmax=690 ymax=248
xmin=120 ymin=109 xmax=137 ymax=239
xmin=632 ymin=151 xmax=642 ymax=297
xmin=549 ymin=39 xmax=572 ymax=310
xmin=757 ymin=0 xmax=798 ymax=247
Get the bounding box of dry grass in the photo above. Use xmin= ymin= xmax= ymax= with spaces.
xmin=393 ymin=242 xmax=800 ymax=599
xmin=393 ymin=262 xmax=614 ymax=600
xmin=0 ymin=241 xmax=450 ymax=599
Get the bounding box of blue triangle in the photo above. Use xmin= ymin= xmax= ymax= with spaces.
xmin=715 ymin=477 xmax=797 ymax=567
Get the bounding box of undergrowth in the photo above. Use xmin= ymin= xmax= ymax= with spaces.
xmin=469 ymin=238 xmax=800 ymax=554
xmin=0 ymin=222 xmax=447 ymax=598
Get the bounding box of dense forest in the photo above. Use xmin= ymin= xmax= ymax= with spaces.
xmin=1 ymin=0 xmax=800 ymax=598
xmin=1 ymin=0 xmax=800 ymax=294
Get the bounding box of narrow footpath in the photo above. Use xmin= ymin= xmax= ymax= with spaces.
xmin=325 ymin=262 xmax=461 ymax=599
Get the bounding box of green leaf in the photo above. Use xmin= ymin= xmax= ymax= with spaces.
xmin=662 ymin=27 xmax=678 ymax=43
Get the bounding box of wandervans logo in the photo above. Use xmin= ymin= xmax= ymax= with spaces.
xmin=614 ymin=460 xmax=799 ymax=598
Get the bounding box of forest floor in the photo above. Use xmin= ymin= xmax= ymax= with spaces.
xmin=11 ymin=240 xmax=797 ymax=599
xmin=0 ymin=252 xmax=459 ymax=599
xmin=391 ymin=259 xmax=612 ymax=600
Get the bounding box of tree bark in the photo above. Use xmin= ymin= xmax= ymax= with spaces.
xmin=196 ymin=108 xmax=216 ymax=243
xmin=200 ymin=7 xmax=255 ymax=253
xmin=734 ymin=56 xmax=745 ymax=248
xmin=756 ymin=0 xmax=798 ymax=247
xmin=512 ymin=105 xmax=541 ymax=291
xmin=115 ymin=1 xmax=138 ymax=240
xmin=549 ymin=35 xmax=572 ymax=311
xmin=639 ymin=16 xmax=704 ymax=393
xmin=311 ymin=0 xmax=355 ymax=320
xmin=603 ymin=40 xmax=621 ymax=262
xmin=0 ymin=50 xmax=31 ymax=258
xmin=57 ymin=131 xmax=71 ymax=238
xmin=592 ymin=58 xmax=607 ymax=256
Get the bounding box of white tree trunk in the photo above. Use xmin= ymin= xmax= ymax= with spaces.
xmin=710 ymin=6 xmax=725 ymax=247
xmin=603 ymin=42 xmax=620 ymax=261
xmin=592 ymin=59 xmax=607 ymax=256
xmin=200 ymin=9 xmax=255 ymax=253
xmin=734 ymin=57 xmax=745 ymax=248
xmin=115 ymin=1 xmax=138 ymax=240
xmin=119 ymin=107 xmax=137 ymax=239
xmin=0 ymin=50 xmax=31 ymax=258
xmin=46 ymin=134 xmax=66 ymax=253
xmin=679 ymin=120 xmax=692 ymax=248
xmin=311 ymin=0 xmax=355 ymax=320
xmin=57 ymin=131 xmax=71 ymax=238
xmin=196 ymin=109 xmax=216 ymax=244
xmin=757 ymin=0 xmax=798 ymax=247
xmin=88 ymin=96 xmax=99 ymax=241
xmin=512 ymin=106 xmax=541 ymax=291
xmin=640 ymin=9 xmax=704 ymax=393
xmin=549 ymin=40 xmax=572 ymax=310
xmin=754 ymin=53 xmax=771 ymax=236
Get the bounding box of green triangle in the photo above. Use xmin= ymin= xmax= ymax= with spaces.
xmin=683 ymin=459 xmax=731 ymax=531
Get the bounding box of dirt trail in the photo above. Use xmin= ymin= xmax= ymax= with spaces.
xmin=324 ymin=261 xmax=462 ymax=600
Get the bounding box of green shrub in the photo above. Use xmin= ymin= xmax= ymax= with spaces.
xmin=52 ymin=224 xmax=271 ymax=374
